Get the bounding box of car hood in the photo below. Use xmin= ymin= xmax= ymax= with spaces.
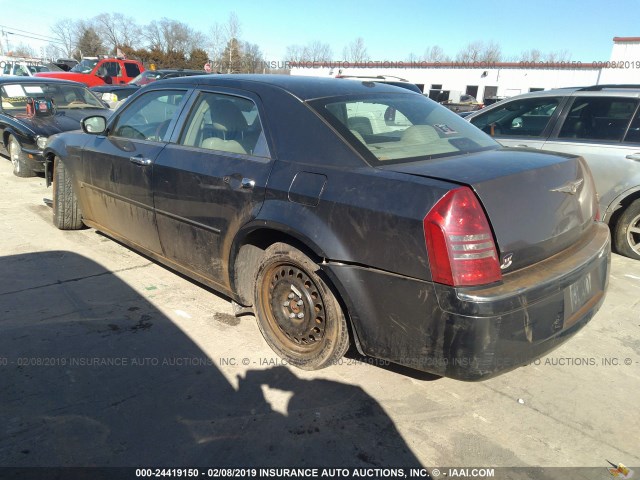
xmin=380 ymin=148 xmax=599 ymax=271
xmin=15 ymin=108 xmax=111 ymax=136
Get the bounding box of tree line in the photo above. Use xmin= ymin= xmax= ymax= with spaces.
xmin=8 ymin=12 xmax=572 ymax=71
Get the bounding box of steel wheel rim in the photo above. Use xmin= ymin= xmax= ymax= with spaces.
xmin=9 ymin=138 xmax=20 ymax=173
xmin=261 ymin=262 xmax=327 ymax=354
xmin=627 ymin=212 xmax=640 ymax=255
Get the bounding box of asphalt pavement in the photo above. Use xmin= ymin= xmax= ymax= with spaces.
xmin=0 ymin=158 xmax=638 ymax=478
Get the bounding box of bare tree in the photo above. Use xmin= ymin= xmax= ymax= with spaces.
xmin=520 ymin=49 xmax=543 ymax=62
xmin=343 ymin=37 xmax=368 ymax=63
xmin=285 ymin=41 xmax=332 ymax=62
xmin=481 ymin=40 xmax=502 ymax=63
xmin=285 ymin=44 xmax=304 ymax=63
xmin=45 ymin=43 xmax=64 ymax=60
xmin=95 ymin=13 xmax=139 ymax=53
xmin=544 ymin=49 xmax=571 ymax=62
xmin=13 ymin=43 xmax=36 ymax=58
xmin=225 ymin=12 xmax=241 ymax=44
xmin=208 ymin=22 xmax=226 ymax=70
xmin=305 ymin=41 xmax=332 ymax=62
xmin=422 ymin=45 xmax=449 ymax=62
xmin=455 ymin=40 xmax=501 ymax=63
xmin=242 ymin=41 xmax=265 ymax=73
xmin=50 ymin=18 xmax=78 ymax=58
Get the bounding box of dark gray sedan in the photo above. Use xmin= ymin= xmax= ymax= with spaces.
xmin=43 ymin=75 xmax=610 ymax=380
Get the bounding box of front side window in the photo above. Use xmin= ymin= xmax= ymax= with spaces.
xmin=179 ymin=92 xmax=269 ymax=157
xmin=559 ymin=97 xmax=639 ymax=141
xmin=626 ymin=109 xmax=640 ymax=143
xmin=111 ymin=89 xmax=187 ymax=142
xmin=312 ymin=94 xmax=497 ymax=164
xmin=470 ymin=96 xmax=561 ymax=137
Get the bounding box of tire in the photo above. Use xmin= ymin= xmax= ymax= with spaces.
xmin=8 ymin=135 xmax=35 ymax=178
xmin=614 ymin=199 xmax=640 ymax=260
xmin=52 ymin=157 xmax=83 ymax=230
xmin=253 ymin=242 xmax=349 ymax=370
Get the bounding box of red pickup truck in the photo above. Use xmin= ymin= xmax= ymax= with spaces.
xmin=35 ymin=57 xmax=144 ymax=87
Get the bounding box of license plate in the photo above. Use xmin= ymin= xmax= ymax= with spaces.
xmin=565 ymin=271 xmax=595 ymax=327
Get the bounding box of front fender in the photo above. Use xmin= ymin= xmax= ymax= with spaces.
xmin=43 ymin=131 xmax=91 ymax=187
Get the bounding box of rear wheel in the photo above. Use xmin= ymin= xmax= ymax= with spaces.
xmin=614 ymin=199 xmax=640 ymax=260
xmin=253 ymin=243 xmax=349 ymax=370
xmin=52 ymin=157 xmax=83 ymax=230
xmin=8 ymin=135 xmax=35 ymax=178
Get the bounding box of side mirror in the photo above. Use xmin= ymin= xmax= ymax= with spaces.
xmin=82 ymin=116 xmax=107 ymax=135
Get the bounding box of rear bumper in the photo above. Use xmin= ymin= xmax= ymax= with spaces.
xmin=324 ymin=223 xmax=610 ymax=381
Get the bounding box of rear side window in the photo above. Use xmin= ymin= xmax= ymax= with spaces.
xmin=313 ymin=94 xmax=497 ymax=164
xmin=124 ymin=62 xmax=141 ymax=77
xmin=179 ymin=92 xmax=269 ymax=157
xmin=470 ymin=97 xmax=561 ymax=137
xmin=559 ymin=97 xmax=639 ymax=142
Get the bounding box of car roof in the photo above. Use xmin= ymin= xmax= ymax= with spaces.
xmin=154 ymin=74 xmax=418 ymax=100
xmin=153 ymin=69 xmax=206 ymax=75
xmin=490 ymin=84 xmax=640 ymax=101
xmin=0 ymin=76 xmax=83 ymax=87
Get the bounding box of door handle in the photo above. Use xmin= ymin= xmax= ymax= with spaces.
xmin=129 ymin=156 xmax=152 ymax=166
xmin=240 ymin=178 xmax=255 ymax=189
xmin=515 ymin=144 xmax=529 ymax=148
xmin=626 ymin=153 xmax=640 ymax=161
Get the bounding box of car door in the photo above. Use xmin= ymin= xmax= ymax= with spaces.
xmin=469 ymin=95 xmax=565 ymax=150
xmin=81 ymin=88 xmax=190 ymax=254
xmin=541 ymin=96 xmax=640 ymax=217
xmin=152 ymin=90 xmax=274 ymax=289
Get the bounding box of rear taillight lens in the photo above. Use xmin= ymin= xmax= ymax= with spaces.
xmin=423 ymin=187 xmax=502 ymax=287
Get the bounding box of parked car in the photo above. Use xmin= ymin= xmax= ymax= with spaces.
xmin=1 ymin=61 xmax=64 ymax=77
xmin=336 ymin=75 xmax=423 ymax=93
xmin=35 ymin=57 xmax=144 ymax=87
xmin=43 ymin=75 xmax=609 ymax=380
xmin=92 ymin=69 xmax=208 ymax=108
xmin=54 ymin=58 xmax=79 ymax=71
xmin=0 ymin=77 xmax=110 ymax=177
xmin=466 ymin=85 xmax=640 ymax=259
xmin=442 ymin=94 xmax=484 ymax=113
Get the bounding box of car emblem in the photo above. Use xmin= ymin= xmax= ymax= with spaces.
xmin=550 ymin=178 xmax=583 ymax=195
xmin=500 ymin=253 xmax=513 ymax=270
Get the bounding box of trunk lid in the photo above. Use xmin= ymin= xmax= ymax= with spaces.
xmin=381 ymin=148 xmax=597 ymax=272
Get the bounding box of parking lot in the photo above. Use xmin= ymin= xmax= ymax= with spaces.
xmin=0 ymin=157 xmax=638 ymax=475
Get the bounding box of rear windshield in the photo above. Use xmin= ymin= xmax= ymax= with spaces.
xmin=310 ymin=94 xmax=498 ymax=165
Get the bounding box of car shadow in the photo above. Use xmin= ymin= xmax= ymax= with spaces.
xmin=0 ymin=251 xmax=423 ymax=468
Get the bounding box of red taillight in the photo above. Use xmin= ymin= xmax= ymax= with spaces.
xmin=423 ymin=187 xmax=502 ymax=287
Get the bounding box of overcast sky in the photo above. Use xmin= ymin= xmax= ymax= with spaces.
xmin=0 ymin=0 xmax=638 ymax=61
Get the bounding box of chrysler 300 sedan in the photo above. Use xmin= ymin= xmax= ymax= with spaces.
xmin=43 ymin=75 xmax=610 ymax=380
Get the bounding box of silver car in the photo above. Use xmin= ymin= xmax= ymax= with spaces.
xmin=467 ymin=85 xmax=640 ymax=260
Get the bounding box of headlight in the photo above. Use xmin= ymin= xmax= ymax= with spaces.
xmin=36 ymin=136 xmax=48 ymax=149
xmin=102 ymin=93 xmax=118 ymax=103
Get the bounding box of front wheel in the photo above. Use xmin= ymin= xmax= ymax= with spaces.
xmin=8 ymin=135 xmax=35 ymax=178
xmin=253 ymin=243 xmax=349 ymax=370
xmin=614 ymin=199 xmax=640 ymax=260
xmin=52 ymin=157 xmax=83 ymax=230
